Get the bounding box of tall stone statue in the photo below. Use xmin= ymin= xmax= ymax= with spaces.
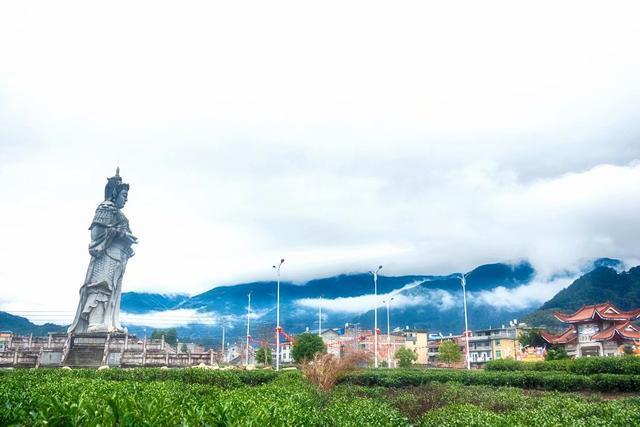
xmin=68 ymin=168 xmax=138 ymax=334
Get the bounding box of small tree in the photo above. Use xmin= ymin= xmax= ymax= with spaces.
xmin=437 ymin=340 xmax=462 ymax=367
xmin=519 ymin=329 xmax=545 ymax=348
xmin=180 ymin=343 xmax=188 ymax=353
xmin=395 ymin=347 xmax=418 ymax=368
xmin=255 ymin=346 xmax=273 ymax=367
xmin=545 ymin=346 xmax=569 ymax=361
xmin=291 ymin=333 xmax=326 ymax=363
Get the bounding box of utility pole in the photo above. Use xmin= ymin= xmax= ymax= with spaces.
xmin=460 ymin=273 xmax=471 ymax=370
xmin=370 ymin=265 xmax=383 ymax=368
xmin=245 ymin=292 xmax=251 ymax=366
xmin=318 ymin=296 xmax=323 ymax=336
xmin=221 ymin=325 xmax=225 ymax=363
xmin=273 ymin=259 xmax=285 ymax=371
xmin=383 ymin=297 xmax=394 ymax=368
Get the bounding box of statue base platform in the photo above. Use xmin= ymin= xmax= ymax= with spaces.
xmin=62 ymin=332 xmax=127 ymax=368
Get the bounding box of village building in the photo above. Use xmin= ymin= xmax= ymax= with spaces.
xmin=540 ymin=303 xmax=640 ymax=357
xmin=320 ymin=328 xmax=342 ymax=357
xmin=473 ymin=323 xmax=526 ymax=363
xmin=428 ymin=333 xmax=467 ymax=368
xmin=394 ymin=327 xmax=428 ymax=364
xmin=428 ymin=322 xmax=528 ymax=367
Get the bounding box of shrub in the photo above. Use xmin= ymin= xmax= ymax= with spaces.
xmin=437 ymin=340 xmax=462 ymax=367
xmin=545 ymin=347 xmax=569 ymax=361
xmin=301 ymin=352 xmax=369 ymax=392
xmin=486 ymin=356 xmax=640 ymax=376
xmin=419 ymin=403 xmax=506 ymax=427
xmin=485 ymin=359 xmax=520 ymax=371
xmin=340 ymin=368 xmax=640 ymax=393
xmin=255 ymin=346 xmax=273 ymax=367
xmin=325 ymin=394 xmax=410 ymax=426
xmin=291 ymin=333 xmax=326 ymax=363
xmin=396 ymin=347 xmax=418 ymax=368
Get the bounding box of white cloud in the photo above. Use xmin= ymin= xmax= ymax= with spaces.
xmin=295 ymin=281 xmax=456 ymax=314
xmin=469 ymin=276 xmax=577 ymax=311
xmin=120 ymin=309 xmax=220 ymax=328
xmin=119 ymin=308 xmax=260 ymax=329
xmin=1 ymin=1 xmax=640 ymax=320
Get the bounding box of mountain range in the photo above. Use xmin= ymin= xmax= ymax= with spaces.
xmin=522 ymin=263 xmax=640 ymax=330
xmin=2 ymin=258 xmax=635 ymax=344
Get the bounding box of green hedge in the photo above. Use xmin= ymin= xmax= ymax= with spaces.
xmin=485 ymin=356 xmax=640 ymax=375
xmin=0 ymin=367 xmax=278 ymax=388
xmin=419 ymin=398 xmax=640 ymax=427
xmin=0 ymin=369 xmax=407 ymax=426
xmin=341 ymin=368 xmax=640 ymax=392
xmin=2 ymin=369 xmax=640 ymax=425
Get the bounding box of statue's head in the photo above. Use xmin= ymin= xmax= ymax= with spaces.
xmin=104 ymin=167 xmax=130 ymax=208
xmin=115 ymin=188 xmax=128 ymax=209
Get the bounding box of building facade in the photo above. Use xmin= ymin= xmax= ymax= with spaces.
xmin=395 ymin=327 xmax=428 ymax=365
xmin=428 ymin=334 xmax=467 ymax=368
xmin=466 ymin=323 xmax=526 ymax=366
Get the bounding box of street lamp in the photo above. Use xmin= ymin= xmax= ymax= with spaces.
xmin=273 ymin=258 xmax=285 ymax=371
xmin=318 ymin=295 xmax=323 ymax=336
xmin=382 ymin=297 xmax=395 ymax=368
xmin=245 ymin=292 xmax=251 ymax=366
xmin=221 ymin=325 xmax=225 ymax=363
xmin=369 ymin=265 xmax=383 ymax=368
xmin=459 ymin=273 xmax=471 ymax=370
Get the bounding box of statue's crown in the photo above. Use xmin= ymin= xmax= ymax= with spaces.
xmin=104 ymin=167 xmax=130 ymax=201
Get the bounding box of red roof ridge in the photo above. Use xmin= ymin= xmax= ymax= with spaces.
xmin=554 ymin=303 xmax=640 ymax=323
xmin=540 ymin=327 xmax=577 ymax=344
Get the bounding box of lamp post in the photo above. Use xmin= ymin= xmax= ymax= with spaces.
xmin=318 ymin=296 xmax=323 ymax=336
xmin=273 ymin=258 xmax=285 ymax=371
xmin=221 ymin=325 xmax=225 ymax=363
xmin=370 ymin=265 xmax=383 ymax=368
xmin=459 ymin=273 xmax=471 ymax=370
xmin=382 ymin=297 xmax=394 ymax=368
xmin=245 ymin=292 xmax=251 ymax=366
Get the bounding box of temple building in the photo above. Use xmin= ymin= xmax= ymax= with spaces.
xmin=541 ymin=303 xmax=640 ymax=357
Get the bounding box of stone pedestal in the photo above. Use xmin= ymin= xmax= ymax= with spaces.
xmin=62 ymin=333 xmax=127 ymax=367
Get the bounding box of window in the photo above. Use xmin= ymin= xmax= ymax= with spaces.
xmin=495 ymin=340 xmax=501 ymax=346
xmin=496 ymin=350 xmax=501 ymax=358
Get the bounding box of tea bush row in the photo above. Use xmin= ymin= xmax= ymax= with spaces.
xmin=485 ymin=356 xmax=640 ymax=375
xmin=0 ymin=367 xmax=279 ymax=389
xmin=341 ymin=368 xmax=640 ymax=392
xmin=0 ymin=369 xmax=408 ymax=426
xmin=333 ymin=381 xmax=640 ymax=426
xmin=419 ymin=396 xmax=640 ymax=427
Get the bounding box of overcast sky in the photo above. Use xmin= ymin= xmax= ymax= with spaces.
xmin=2 ymin=1 xmax=640 ymax=322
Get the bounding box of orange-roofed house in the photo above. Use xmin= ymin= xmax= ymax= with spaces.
xmin=540 ymin=303 xmax=640 ymax=357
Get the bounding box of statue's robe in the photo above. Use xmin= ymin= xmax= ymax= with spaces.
xmin=68 ymin=200 xmax=135 ymax=334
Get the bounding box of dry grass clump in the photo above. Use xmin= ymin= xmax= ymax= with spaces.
xmin=301 ymin=352 xmax=370 ymax=392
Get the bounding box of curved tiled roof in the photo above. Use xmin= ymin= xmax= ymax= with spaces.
xmin=591 ymin=321 xmax=640 ymax=341
xmin=540 ymin=327 xmax=577 ymax=344
xmin=554 ymin=303 xmax=640 ymax=323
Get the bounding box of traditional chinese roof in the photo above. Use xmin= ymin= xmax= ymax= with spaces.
xmin=554 ymin=303 xmax=640 ymax=323
xmin=540 ymin=327 xmax=577 ymax=344
xmin=591 ymin=321 xmax=640 ymax=341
